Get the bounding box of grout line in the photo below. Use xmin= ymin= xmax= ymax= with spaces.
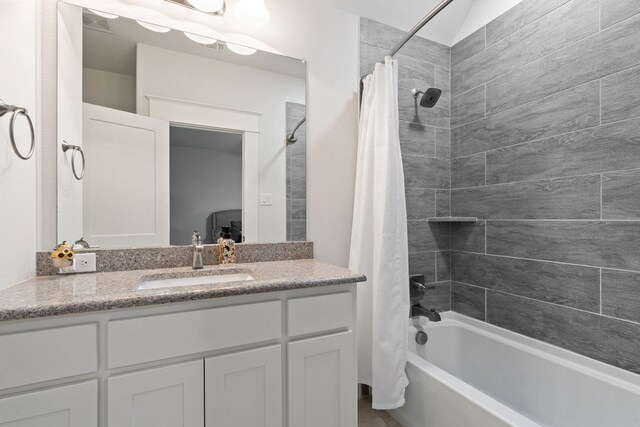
xmin=484 ymin=25 xmax=487 ymax=49
xmin=484 ymin=289 xmax=488 ymax=322
xmin=449 ymin=249 xmax=452 ymax=283
xmin=599 ymin=268 xmax=603 ymax=315
xmin=484 ymin=221 xmax=487 ymax=254
xmin=455 ymin=0 xmax=572 ymax=68
xmin=484 ymin=83 xmax=487 ymax=117
xmin=450 ymin=118 xmax=606 ymax=159
xmin=432 ymin=189 xmax=437 ymax=218
xmin=448 ymin=168 xmax=640 ymax=191
xmin=452 ymin=79 xmax=601 ymax=131
xmin=599 ymin=0 xmax=602 ymax=31
xmin=485 ymin=0 xmax=573 ymax=49
xmin=453 ymin=248 xmax=640 ymax=275
xmin=451 ymin=82 xmax=486 ymax=101
xmin=484 ymin=152 xmax=487 ymax=186
xmin=453 ymin=279 xmax=610 ymax=321
xmin=599 ymin=78 xmax=603 ymax=126
xmin=600 ymin=174 xmax=603 ymax=220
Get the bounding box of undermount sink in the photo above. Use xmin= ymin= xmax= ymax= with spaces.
xmin=136 ymin=272 xmax=254 ymax=290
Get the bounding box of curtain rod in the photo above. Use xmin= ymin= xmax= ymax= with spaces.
xmin=384 ymin=0 xmax=454 ymax=61
xmin=360 ymin=0 xmax=454 ymax=103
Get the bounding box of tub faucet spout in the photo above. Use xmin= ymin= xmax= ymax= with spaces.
xmin=411 ymin=304 xmax=441 ymax=322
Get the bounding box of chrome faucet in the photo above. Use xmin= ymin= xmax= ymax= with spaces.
xmin=408 ymin=274 xmax=442 ymax=322
xmin=192 ymin=231 xmax=204 ymax=269
xmin=411 ymin=304 xmax=442 ymax=322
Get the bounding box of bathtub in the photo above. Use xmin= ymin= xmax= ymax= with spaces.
xmin=389 ymin=312 xmax=640 ymax=427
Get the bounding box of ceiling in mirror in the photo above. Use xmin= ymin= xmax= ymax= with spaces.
xmin=57 ymin=4 xmax=307 ymax=250
xmin=82 ymin=11 xmax=305 ymax=79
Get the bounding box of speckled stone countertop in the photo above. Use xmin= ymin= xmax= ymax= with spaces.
xmin=0 ymin=259 xmax=365 ymax=321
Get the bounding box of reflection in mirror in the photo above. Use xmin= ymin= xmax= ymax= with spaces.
xmin=57 ymin=4 xmax=306 ymax=248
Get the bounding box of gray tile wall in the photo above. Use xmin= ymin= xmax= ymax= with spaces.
xmin=450 ymin=0 xmax=640 ymax=374
xmin=360 ymin=18 xmax=452 ymax=311
xmin=286 ymin=102 xmax=307 ymax=241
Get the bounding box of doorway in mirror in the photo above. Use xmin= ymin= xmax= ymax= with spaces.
xmin=169 ymin=126 xmax=242 ymax=245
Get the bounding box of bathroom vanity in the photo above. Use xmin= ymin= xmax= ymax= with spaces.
xmin=0 ymin=259 xmax=364 ymax=426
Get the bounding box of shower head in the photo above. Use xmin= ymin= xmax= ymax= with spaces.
xmin=412 ymin=88 xmax=442 ymax=108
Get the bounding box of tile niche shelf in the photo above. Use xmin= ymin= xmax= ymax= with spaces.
xmin=427 ymin=217 xmax=478 ymax=223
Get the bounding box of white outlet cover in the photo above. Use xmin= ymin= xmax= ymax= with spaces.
xmin=74 ymin=253 xmax=97 ymax=273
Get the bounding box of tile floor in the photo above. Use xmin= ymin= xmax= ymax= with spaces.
xmin=358 ymin=396 xmax=402 ymax=426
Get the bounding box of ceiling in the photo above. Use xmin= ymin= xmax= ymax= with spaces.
xmin=170 ymin=126 xmax=243 ymax=155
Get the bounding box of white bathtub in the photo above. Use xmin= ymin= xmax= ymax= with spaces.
xmin=389 ymin=312 xmax=640 ymax=427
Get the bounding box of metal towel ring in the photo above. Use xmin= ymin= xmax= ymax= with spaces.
xmin=62 ymin=140 xmax=85 ymax=180
xmin=0 ymin=100 xmax=35 ymax=160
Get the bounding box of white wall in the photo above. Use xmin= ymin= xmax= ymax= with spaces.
xmin=136 ymin=44 xmax=304 ymax=243
xmin=83 ymin=68 xmax=136 ymax=113
xmin=0 ymin=0 xmax=38 ymax=289
xmin=57 ymin=3 xmax=83 ymax=246
xmin=42 ymin=0 xmax=360 ymax=267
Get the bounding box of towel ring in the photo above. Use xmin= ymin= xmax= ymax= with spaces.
xmin=62 ymin=140 xmax=85 ymax=180
xmin=0 ymin=101 xmax=35 ymax=160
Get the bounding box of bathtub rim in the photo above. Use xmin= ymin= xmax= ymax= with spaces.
xmin=399 ymin=346 xmax=540 ymax=427
xmin=426 ymin=311 xmax=640 ymax=393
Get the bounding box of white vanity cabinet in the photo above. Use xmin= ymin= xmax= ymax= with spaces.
xmin=107 ymin=361 xmax=204 ymax=426
xmin=288 ymin=332 xmax=356 ymax=427
xmin=205 ymin=345 xmax=283 ymax=427
xmin=0 ymin=284 xmax=357 ymax=427
xmin=0 ymin=381 xmax=98 ymax=427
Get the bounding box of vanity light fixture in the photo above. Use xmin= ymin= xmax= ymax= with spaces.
xmin=186 ymin=0 xmax=224 ymax=13
xmin=233 ymin=0 xmax=270 ymax=28
xmin=184 ymin=32 xmax=217 ymax=44
xmin=226 ymin=42 xmax=257 ymax=55
xmin=136 ymin=20 xmax=172 ymax=33
xmin=88 ymin=9 xmax=119 ymax=19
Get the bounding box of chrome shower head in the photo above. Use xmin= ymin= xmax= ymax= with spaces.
xmin=412 ymin=88 xmax=442 ymax=108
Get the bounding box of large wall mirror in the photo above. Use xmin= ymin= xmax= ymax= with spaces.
xmin=57 ymin=2 xmax=307 ymax=248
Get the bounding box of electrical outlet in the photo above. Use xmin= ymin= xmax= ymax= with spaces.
xmin=74 ymin=253 xmax=97 ymax=273
xmin=59 ymin=253 xmax=97 ymax=274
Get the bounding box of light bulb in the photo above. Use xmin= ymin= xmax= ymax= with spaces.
xmin=226 ymin=42 xmax=257 ymax=55
xmin=89 ymin=9 xmax=119 ymax=19
xmin=184 ymin=32 xmax=217 ymax=45
xmin=136 ymin=20 xmax=171 ymax=33
xmin=186 ymin=0 xmax=224 ymax=13
xmin=234 ymin=0 xmax=270 ymax=28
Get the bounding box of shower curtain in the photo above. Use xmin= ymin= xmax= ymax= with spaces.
xmin=349 ymin=56 xmax=410 ymax=409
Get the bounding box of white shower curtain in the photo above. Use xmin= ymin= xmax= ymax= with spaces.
xmin=349 ymin=56 xmax=410 ymax=409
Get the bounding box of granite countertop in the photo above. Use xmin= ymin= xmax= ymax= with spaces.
xmin=0 ymin=259 xmax=366 ymax=321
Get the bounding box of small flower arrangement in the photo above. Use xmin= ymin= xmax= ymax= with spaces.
xmin=50 ymin=242 xmax=74 ymax=268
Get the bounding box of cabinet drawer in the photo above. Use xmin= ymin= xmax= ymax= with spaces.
xmin=0 ymin=324 xmax=98 ymax=390
xmin=108 ymin=300 xmax=281 ymax=368
xmin=287 ymin=292 xmax=352 ymax=337
xmin=0 ymin=380 xmax=98 ymax=426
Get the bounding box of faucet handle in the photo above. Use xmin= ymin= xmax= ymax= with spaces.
xmin=192 ymin=231 xmax=202 ymax=246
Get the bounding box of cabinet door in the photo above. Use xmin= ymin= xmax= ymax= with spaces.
xmin=205 ymin=345 xmax=282 ymax=427
xmin=0 ymin=380 xmax=97 ymax=427
xmin=288 ymin=331 xmax=355 ymax=427
xmin=108 ymin=360 xmax=204 ymax=427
